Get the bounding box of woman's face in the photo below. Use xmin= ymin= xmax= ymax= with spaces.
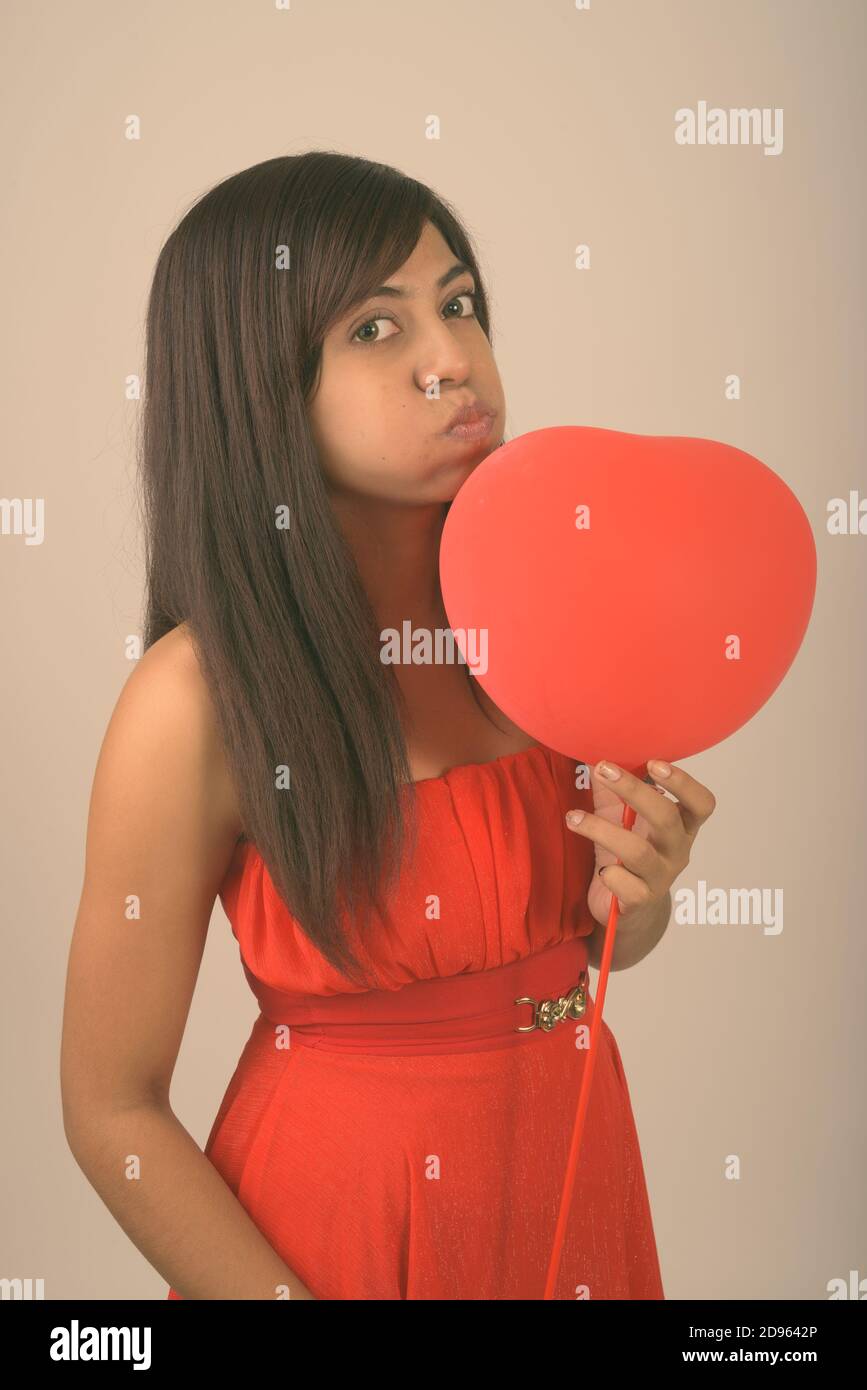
xmin=306 ymin=220 xmax=506 ymax=504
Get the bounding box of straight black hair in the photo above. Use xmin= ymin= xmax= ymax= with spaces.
xmin=138 ymin=151 xmax=500 ymax=986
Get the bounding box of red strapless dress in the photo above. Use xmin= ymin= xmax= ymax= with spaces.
xmin=167 ymin=744 xmax=664 ymax=1300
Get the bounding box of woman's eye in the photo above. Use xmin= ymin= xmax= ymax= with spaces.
xmin=351 ymin=290 xmax=478 ymax=346
xmin=442 ymin=291 xmax=478 ymax=319
xmin=352 ymin=316 xmax=399 ymax=345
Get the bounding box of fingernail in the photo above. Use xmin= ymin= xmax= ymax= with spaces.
xmin=566 ymin=810 xmax=585 ymax=827
xmin=597 ymin=761 xmax=621 ymax=780
xmin=647 ymin=759 xmax=672 ymax=778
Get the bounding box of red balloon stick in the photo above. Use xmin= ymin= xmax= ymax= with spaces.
xmin=543 ymin=799 xmax=638 ymax=1300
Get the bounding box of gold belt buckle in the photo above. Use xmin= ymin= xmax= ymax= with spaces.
xmin=514 ymin=970 xmax=588 ymax=1033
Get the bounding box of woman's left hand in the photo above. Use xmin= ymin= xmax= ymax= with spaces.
xmin=566 ymin=759 xmax=717 ymax=928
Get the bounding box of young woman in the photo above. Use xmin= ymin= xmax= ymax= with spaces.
xmin=61 ymin=151 xmax=715 ymax=1300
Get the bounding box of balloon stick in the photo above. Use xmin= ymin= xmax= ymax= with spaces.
xmin=543 ymin=799 xmax=637 ymax=1299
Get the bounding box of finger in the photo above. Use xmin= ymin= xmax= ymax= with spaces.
xmin=588 ymin=759 xmax=686 ymax=857
xmin=645 ymin=760 xmax=717 ymax=837
xmin=565 ymin=807 xmax=671 ymax=896
xmin=596 ymin=864 xmax=653 ymax=916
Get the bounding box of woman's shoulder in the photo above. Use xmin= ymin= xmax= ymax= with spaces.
xmin=109 ymin=620 xmax=244 ymax=844
xmin=139 ymin=618 xmax=199 ymax=678
xmin=127 ymin=621 xmax=210 ymax=726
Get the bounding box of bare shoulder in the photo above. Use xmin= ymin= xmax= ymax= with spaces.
xmin=83 ymin=614 xmax=245 ymax=919
xmin=98 ymin=621 xmax=244 ymax=854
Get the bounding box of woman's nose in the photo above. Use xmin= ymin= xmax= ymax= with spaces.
xmin=413 ymin=319 xmax=472 ymax=393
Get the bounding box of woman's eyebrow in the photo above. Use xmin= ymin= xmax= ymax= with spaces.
xmin=357 ymin=261 xmax=474 ymax=302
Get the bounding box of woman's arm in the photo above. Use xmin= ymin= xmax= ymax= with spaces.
xmin=60 ymin=625 xmax=316 ymax=1300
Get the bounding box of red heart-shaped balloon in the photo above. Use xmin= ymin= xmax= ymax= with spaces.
xmin=440 ymin=425 xmax=816 ymax=773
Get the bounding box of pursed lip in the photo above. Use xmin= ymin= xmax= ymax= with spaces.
xmin=440 ymin=399 xmax=496 ymax=434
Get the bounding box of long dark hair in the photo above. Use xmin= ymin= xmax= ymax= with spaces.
xmin=137 ymin=151 xmax=499 ymax=987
